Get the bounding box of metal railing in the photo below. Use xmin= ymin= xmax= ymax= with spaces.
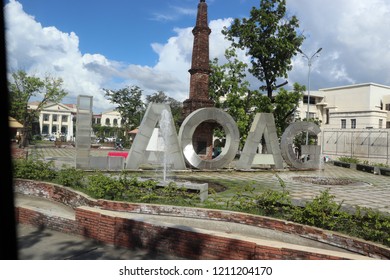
xmin=322 ymin=129 xmax=390 ymax=164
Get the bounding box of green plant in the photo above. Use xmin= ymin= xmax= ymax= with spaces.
xmin=12 ymin=158 xmax=390 ymax=247
xmin=226 ymin=176 xmax=292 ymax=217
xmin=13 ymin=159 xmax=57 ymax=181
xmin=338 ymin=156 xmax=360 ymax=164
xmin=371 ymin=162 xmax=390 ymax=168
xmin=291 ymin=189 xmax=347 ymax=230
xmin=350 ymin=207 xmax=390 ymax=246
xmin=227 ymin=184 xmax=258 ymax=212
xmin=55 ymin=167 xmax=85 ymax=188
xmin=87 ymin=172 xmax=126 ymax=200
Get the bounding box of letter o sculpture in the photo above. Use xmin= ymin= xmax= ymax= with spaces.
xmin=179 ymin=108 xmax=240 ymax=170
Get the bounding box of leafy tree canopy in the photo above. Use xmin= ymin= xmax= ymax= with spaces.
xmin=104 ymin=86 xmax=144 ymax=132
xmin=9 ymin=70 xmax=67 ymax=124
xmin=209 ymin=47 xmax=305 ymax=147
xmin=146 ymin=91 xmax=183 ymax=131
xmin=222 ymin=0 xmax=305 ymax=98
xmin=8 ymin=70 xmax=67 ymax=146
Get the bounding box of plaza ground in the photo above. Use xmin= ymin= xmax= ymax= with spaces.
xmin=13 ymin=144 xmax=390 ymax=259
xmin=26 ymin=144 xmax=390 ymax=214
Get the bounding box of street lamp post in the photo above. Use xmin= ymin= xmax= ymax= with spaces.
xmin=298 ymin=47 xmax=322 ymax=145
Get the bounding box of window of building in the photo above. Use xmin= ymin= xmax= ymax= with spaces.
xmin=387 ymin=121 xmax=390 ymax=129
xmin=351 ymin=119 xmax=356 ymax=129
xmin=325 ymin=109 xmax=329 ymax=124
xmin=62 ymin=115 xmax=68 ymax=122
xmin=303 ymin=96 xmax=316 ymax=105
xmin=379 ymin=119 xmax=383 ymax=129
xmin=97 ymin=118 xmax=101 ymax=124
xmin=42 ymin=125 xmax=49 ymax=135
xmin=52 ymin=114 xmax=58 ymax=122
xmin=43 ymin=114 xmax=49 ymax=121
xmin=52 ymin=126 xmax=57 ymax=134
xmin=385 ymin=104 xmax=390 ymax=111
xmin=113 ymin=119 xmax=118 ymax=126
xmin=61 ymin=126 xmax=67 ymax=135
xmin=105 ymin=118 xmax=110 ymax=125
xmin=341 ymin=119 xmax=346 ymax=129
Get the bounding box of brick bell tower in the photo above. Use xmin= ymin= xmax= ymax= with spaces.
xmin=182 ymin=0 xmax=215 ymax=159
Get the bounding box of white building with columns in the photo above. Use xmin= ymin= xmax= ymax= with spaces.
xmin=28 ymin=101 xmax=123 ymax=142
xmin=28 ymin=101 xmax=76 ymax=141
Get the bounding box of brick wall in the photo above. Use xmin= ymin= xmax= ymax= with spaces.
xmin=14 ymin=179 xmax=390 ymax=260
xmin=16 ymin=207 xmax=80 ymax=235
xmin=14 ymin=179 xmax=98 ymax=208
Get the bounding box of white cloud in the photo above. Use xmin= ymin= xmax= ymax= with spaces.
xmin=5 ymin=0 xmax=113 ymax=111
xmin=4 ymin=0 xmax=234 ymax=112
xmin=8 ymin=0 xmax=390 ymax=113
xmin=287 ymin=0 xmax=390 ymax=89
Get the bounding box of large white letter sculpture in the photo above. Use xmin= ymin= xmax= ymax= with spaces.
xmin=280 ymin=121 xmax=321 ymax=170
xmin=178 ymin=107 xmax=240 ymax=170
xmin=236 ymin=113 xmax=283 ymax=170
xmin=127 ymin=104 xmax=322 ymax=170
xmin=125 ymin=103 xmax=186 ymax=170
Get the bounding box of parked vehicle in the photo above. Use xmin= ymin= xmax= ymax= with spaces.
xmin=43 ymin=135 xmax=56 ymax=141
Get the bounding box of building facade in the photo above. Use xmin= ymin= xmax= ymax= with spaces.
xmin=296 ymin=83 xmax=390 ymax=129
xmin=92 ymin=110 xmax=123 ymax=128
xmin=296 ymin=83 xmax=390 ymax=163
xmin=28 ymin=101 xmax=76 ymax=141
xmin=29 ymin=101 xmax=122 ymax=142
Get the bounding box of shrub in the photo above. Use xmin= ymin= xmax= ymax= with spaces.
xmin=55 ymin=167 xmax=85 ymax=188
xmin=87 ymin=172 xmax=125 ymax=200
xmin=226 ymin=182 xmax=292 ymax=217
xmin=338 ymin=156 xmax=360 ymax=164
xmin=13 ymin=159 xmax=57 ymax=181
xmin=291 ymin=189 xmax=347 ymax=230
xmin=86 ymin=172 xmax=197 ymax=204
xmin=350 ymin=207 xmax=390 ymax=246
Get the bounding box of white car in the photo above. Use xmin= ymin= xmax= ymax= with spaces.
xmin=43 ymin=135 xmax=56 ymax=141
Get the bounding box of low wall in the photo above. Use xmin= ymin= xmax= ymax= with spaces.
xmin=332 ymin=160 xmax=390 ymax=176
xmin=14 ymin=179 xmax=390 ymax=260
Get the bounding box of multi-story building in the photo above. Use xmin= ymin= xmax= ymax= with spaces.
xmin=296 ymin=83 xmax=390 ymax=163
xmin=28 ymin=101 xmax=122 ymax=142
xmin=92 ymin=109 xmax=123 ymax=128
xmin=28 ymin=101 xmax=76 ymax=141
xmin=296 ymin=83 xmax=390 ymax=129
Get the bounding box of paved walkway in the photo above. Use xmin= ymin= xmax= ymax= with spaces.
xmin=15 ymin=194 xmax=371 ymax=260
xmin=17 ymin=223 xmax=184 ymax=260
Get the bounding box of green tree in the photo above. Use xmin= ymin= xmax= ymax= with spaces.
xmin=209 ymin=48 xmax=304 ymax=147
xmin=223 ymin=0 xmax=305 ymax=98
xmin=209 ymin=48 xmax=252 ymax=146
xmin=146 ymin=91 xmax=183 ymax=131
xmin=104 ymin=86 xmax=144 ymax=138
xmin=272 ymin=84 xmax=305 ymax=136
xmin=8 ymin=70 xmax=67 ymax=147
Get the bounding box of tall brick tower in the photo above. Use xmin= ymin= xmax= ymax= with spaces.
xmin=182 ymin=0 xmax=215 ymax=159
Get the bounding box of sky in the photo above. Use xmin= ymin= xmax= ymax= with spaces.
xmin=4 ymin=0 xmax=390 ymax=113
